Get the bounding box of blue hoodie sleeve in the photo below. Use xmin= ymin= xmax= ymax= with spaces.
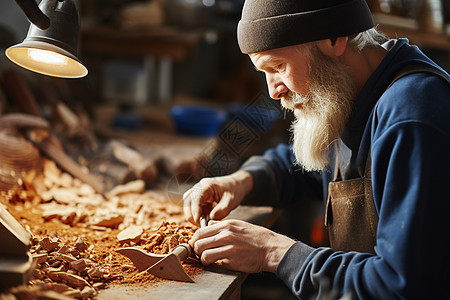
xmin=240 ymin=143 xmax=323 ymax=207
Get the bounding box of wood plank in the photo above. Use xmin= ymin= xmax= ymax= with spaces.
xmin=98 ymin=267 xmax=242 ymax=300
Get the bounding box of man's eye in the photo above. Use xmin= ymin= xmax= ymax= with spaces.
xmin=273 ymin=64 xmax=283 ymax=72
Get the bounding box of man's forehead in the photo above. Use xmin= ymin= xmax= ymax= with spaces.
xmin=249 ymin=54 xmax=277 ymax=71
xmin=249 ymin=46 xmax=304 ymax=68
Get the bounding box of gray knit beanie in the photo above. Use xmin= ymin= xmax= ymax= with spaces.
xmin=237 ymin=0 xmax=374 ymax=54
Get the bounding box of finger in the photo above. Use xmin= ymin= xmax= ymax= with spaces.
xmin=192 ymin=225 xmax=235 ymax=255
xmin=189 ymin=225 xmax=208 ymax=248
xmin=192 ymin=188 xmax=215 ymax=224
xmin=209 ymin=194 xmax=231 ymax=220
xmin=187 ymin=183 xmax=203 ymax=224
xmin=182 ymin=190 xmax=195 ymax=224
xmin=189 ymin=221 xmax=225 ymax=250
xmin=191 ymin=198 xmax=202 ymax=226
xmin=183 ymin=183 xmax=205 ymax=226
xmin=183 ymin=204 xmax=195 ymax=225
xmin=199 ymin=245 xmax=233 ymax=266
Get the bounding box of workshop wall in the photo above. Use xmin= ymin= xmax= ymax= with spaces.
xmin=0 ymin=1 xmax=29 ymax=46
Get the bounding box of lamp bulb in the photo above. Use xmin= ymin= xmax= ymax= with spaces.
xmin=28 ymin=48 xmax=69 ymax=66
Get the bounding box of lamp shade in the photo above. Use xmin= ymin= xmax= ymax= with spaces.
xmin=6 ymin=0 xmax=88 ymax=78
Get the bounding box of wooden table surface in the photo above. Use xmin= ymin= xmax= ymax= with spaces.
xmin=97 ymin=205 xmax=281 ymax=300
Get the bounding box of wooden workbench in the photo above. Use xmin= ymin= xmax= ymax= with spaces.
xmin=97 ymin=205 xmax=281 ymax=300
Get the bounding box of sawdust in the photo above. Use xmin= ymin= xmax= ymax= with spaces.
xmin=0 ymin=160 xmax=205 ymax=299
xmin=107 ymin=221 xmax=203 ymax=286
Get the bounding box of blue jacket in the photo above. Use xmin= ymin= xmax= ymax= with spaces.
xmin=241 ymin=39 xmax=450 ymax=299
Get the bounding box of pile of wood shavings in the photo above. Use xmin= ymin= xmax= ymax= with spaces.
xmin=141 ymin=221 xmax=194 ymax=253
xmin=110 ymin=221 xmax=202 ymax=286
xmin=0 ymin=159 xmax=204 ymax=299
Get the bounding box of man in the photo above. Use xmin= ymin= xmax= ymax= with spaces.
xmin=183 ymin=0 xmax=450 ymax=298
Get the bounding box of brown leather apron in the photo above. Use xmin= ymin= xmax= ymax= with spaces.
xmin=325 ymin=153 xmax=378 ymax=254
xmin=323 ymin=64 xmax=449 ymax=254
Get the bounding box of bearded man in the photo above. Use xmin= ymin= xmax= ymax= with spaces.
xmin=183 ymin=0 xmax=450 ymax=298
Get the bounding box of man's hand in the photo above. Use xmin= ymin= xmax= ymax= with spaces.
xmin=183 ymin=170 xmax=253 ymax=226
xmin=189 ymin=219 xmax=296 ymax=273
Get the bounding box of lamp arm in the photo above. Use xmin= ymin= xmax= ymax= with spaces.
xmin=15 ymin=0 xmax=51 ymax=30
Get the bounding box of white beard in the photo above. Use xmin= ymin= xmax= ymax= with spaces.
xmin=282 ymin=46 xmax=356 ymax=172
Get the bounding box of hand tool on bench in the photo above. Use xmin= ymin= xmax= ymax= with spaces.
xmin=117 ymin=242 xmax=195 ymax=283
xmin=116 ymin=216 xmax=208 ymax=282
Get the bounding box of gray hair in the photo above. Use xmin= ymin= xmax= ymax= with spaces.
xmin=349 ymin=27 xmax=389 ymax=51
xmin=295 ymin=27 xmax=389 ymax=55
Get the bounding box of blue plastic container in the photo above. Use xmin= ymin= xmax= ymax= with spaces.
xmin=170 ymin=105 xmax=227 ymax=137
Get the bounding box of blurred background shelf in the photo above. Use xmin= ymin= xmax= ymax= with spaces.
xmin=377 ymin=22 xmax=450 ymax=51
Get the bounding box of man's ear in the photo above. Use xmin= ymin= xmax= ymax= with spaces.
xmin=316 ymin=36 xmax=348 ymax=58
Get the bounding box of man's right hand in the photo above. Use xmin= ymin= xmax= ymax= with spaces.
xmin=183 ymin=170 xmax=254 ymax=226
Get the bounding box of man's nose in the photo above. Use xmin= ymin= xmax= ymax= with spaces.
xmin=267 ymin=75 xmax=288 ymax=100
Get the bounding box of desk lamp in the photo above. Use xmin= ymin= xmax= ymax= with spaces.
xmin=5 ymin=0 xmax=88 ymax=78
